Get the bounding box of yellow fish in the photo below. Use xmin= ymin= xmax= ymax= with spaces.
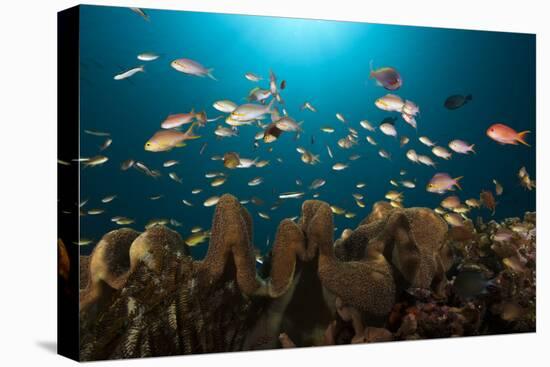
xmin=145 ymin=123 xmax=200 ymax=152
xmin=185 ymin=231 xmax=210 ymax=246
xmin=211 ymin=177 xmax=227 ymax=187
xmin=330 ymin=205 xmax=346 ymax=215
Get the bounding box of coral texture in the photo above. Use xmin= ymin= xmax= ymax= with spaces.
xmin=79 ymin=194 xmax=536 ymax=359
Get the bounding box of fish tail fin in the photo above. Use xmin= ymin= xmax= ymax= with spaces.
xmin=369 ymin=59 xmax=374 ymax=77
xmin=190 ymin=108 xmax=195 ymax=115
xmin=454 ymin=176 xmax=464 ymax=190
xmin=207 ymin=68 xmax=217 ymax=81
xmin=517 ymin=131 xmax=531 ymax=147
xmin=140 ymin=65 xmax=145 ymax=72
xmin=465 ymin=94 xmax=472 ymax=101
xmin=185 ymin=122 xmax=201 ymax=139
xmin=470 ymin=144 xmax=476 ymax=154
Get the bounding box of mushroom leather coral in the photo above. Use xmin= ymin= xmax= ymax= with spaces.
xmin=312 ymin=201 xmax=397 ymax=318
xmin=315 ymin=200 xmax=450 ymax=317
xmin=79 ymin=228 xmax=140 ymax=314
xmin=196 ymin=194 xmax=307 ymax=297
xmin=79 ymin=194 xmax=452 ymax=358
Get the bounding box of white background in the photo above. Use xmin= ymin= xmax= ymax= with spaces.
xmin=0 ymin=0 xmax=546 ymax=366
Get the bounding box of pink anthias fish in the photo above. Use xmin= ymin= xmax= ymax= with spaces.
xmin=375 ymin=94 xmax=419 ymax=129
xmin=369 ymin=61 xmax=402 ymax=90
xmin=401 ymin=112 xmax=417 ymax=129
xmin=375 ymin=94 xmax=404 ymax=112
xmin=402 ymin=100 xmax=419 ymax=116
xmin=401 ymin=100 xmax=419 ymax=129
xmin=486 ymin=123 xmax=530 ymax=147
xmin=161 ymin=109 xmax=197 ymax=129
xmin=171 ymin=58 xmax=216 ymax=80
xmin=448 ymin=139 xmax=476 ymax=154
xmin=269 ymin=70 xmax=278 ymax=96
xmin=426 ymin=173 xmax=463 ymax=194
xmin=493 ymin=228 xmax=515 ymax=243
xmin=145 ymin=123 xmax=200 ymax=152
xmin=418 ymin=155 xmax=437 ymax=167
xmin=379 ymin=122 xmax=397 ymax=137
xmin=161 ymin=110 xmax=221 ymax=129
xmin=441 ymin=195 xmax=461 ymax=209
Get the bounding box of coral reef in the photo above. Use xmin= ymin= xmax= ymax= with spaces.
xmin=79 ymin=222 xmax=258 ymax=360
xmin=79 ymin=194 xmax=536 ymax=360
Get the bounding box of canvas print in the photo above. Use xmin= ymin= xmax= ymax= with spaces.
xmin=57 ymin=4 xmax=536 ymax=362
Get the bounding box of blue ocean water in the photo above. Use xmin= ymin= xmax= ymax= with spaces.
xmin=77 ymin=5 xmax=536 ymax=257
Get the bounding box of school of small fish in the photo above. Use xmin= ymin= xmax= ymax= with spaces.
xmin=62 ymin=8 xmax=535 ymax=247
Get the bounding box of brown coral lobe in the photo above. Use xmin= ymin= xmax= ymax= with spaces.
xmin=78 ymin=194 xmax=536 ymax=359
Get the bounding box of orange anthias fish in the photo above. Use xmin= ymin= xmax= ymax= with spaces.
xmin=486 ymin=123 xmax=530 ymax=146
xmin=161 ymin=109 xmax=196 ymax=129
xmin=480 ymin=190 xmax=497 ymax=215
xmin=145 ymin=123 xmax=200 ymax=152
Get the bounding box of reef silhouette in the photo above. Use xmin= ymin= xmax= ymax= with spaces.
xmin=78 ymin=194 xmax=535 ymax=360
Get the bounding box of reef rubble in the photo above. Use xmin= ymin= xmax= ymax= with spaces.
xmin=78 ymin=194 xmax=536 ymax=360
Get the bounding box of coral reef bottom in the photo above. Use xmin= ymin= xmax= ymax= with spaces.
xmin=78 ymin=194 xmax=536 ymax=360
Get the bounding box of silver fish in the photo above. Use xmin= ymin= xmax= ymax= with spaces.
xmin=309 ymin=179 xmax=326 ymax=190
xmin=137 ymin=52 xmax=159 ymax=61
xmin=130 ymin=7 xmax=150 ymax=21
xmin=169 ymin=172 xmax=183 ymax=183
xmin=279 ymin=191 xmax=305 ymax=199
xmin=114 ymin=65 xmax=144 ymax=80
xmin=84 ymin=129 xmax=110 ymax=137
xmin=326 ymin=145 xmax=334 ymax=159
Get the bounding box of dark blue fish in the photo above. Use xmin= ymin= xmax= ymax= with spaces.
xmin=453 ymin=270 xmax=497 ymax=299
xmin=444 ymin=94 xmax=472 ymax=110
